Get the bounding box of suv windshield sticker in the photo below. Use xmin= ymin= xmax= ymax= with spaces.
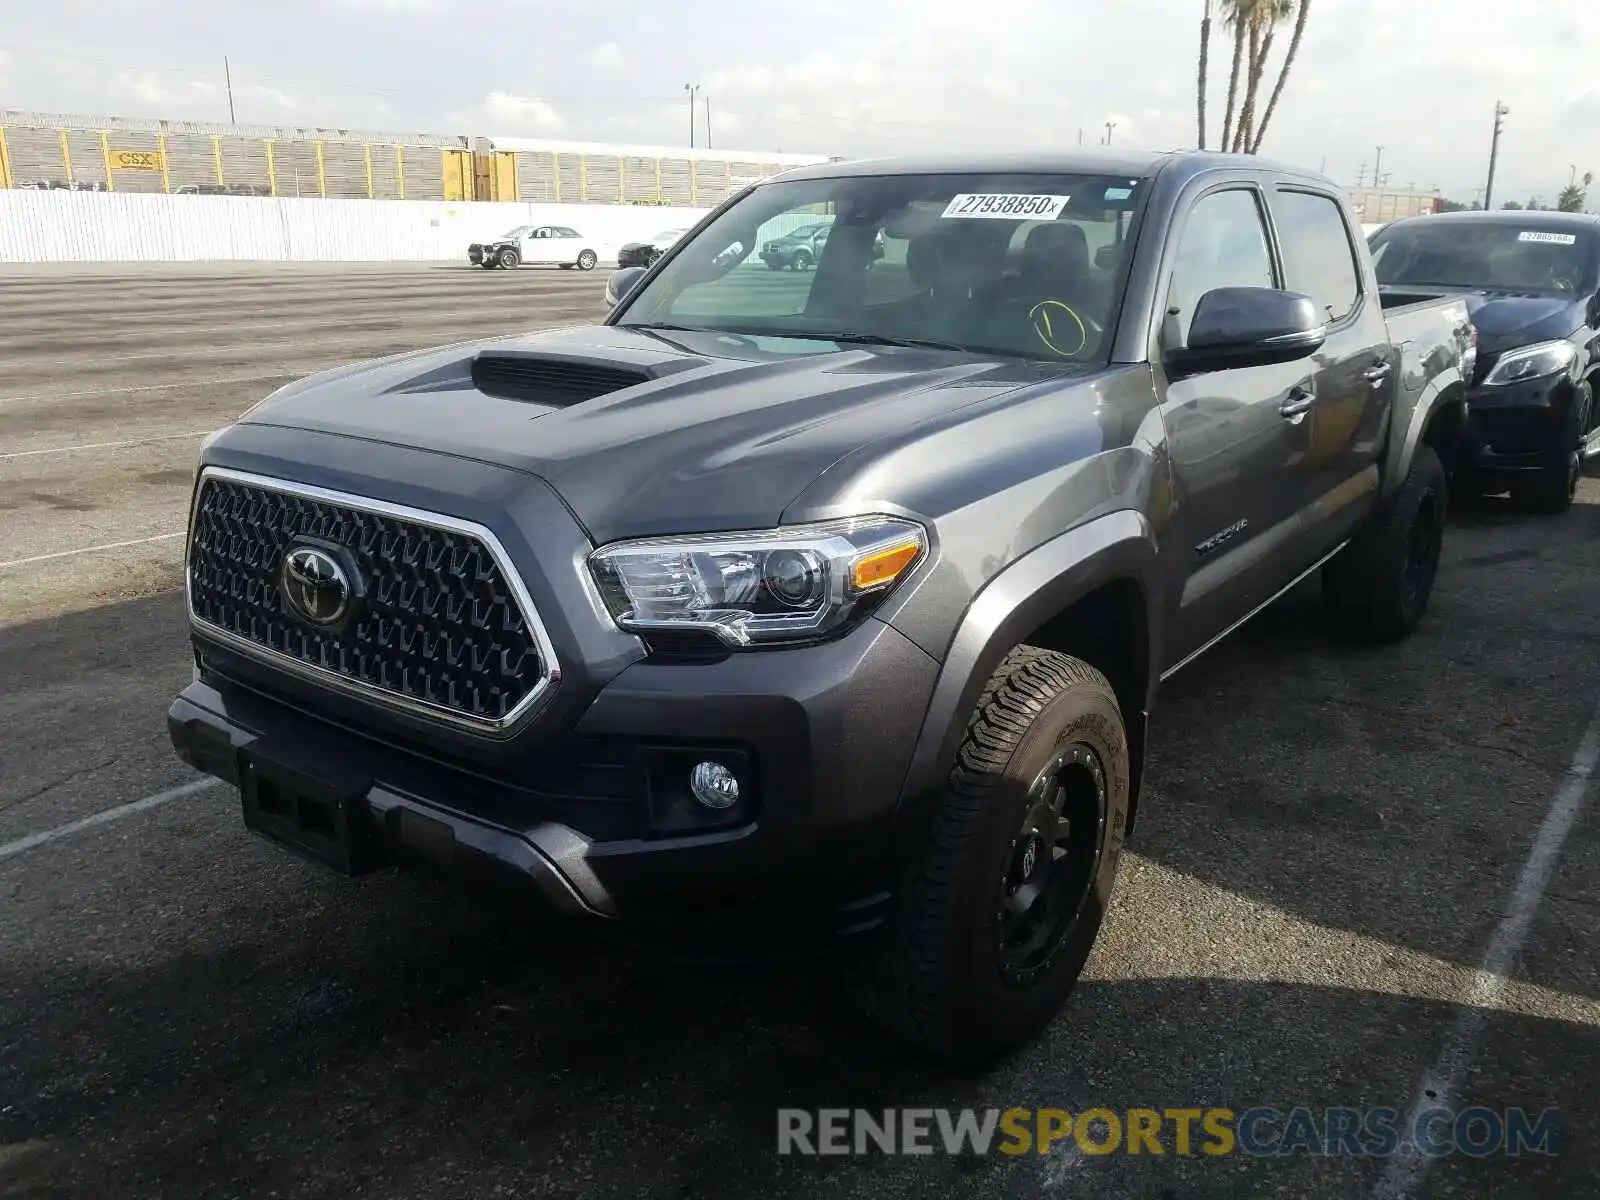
xmin=942 ymin=193 xmax=1070 ymax=220
xmin=1518 ymin=231 xmax=1578 ymax=245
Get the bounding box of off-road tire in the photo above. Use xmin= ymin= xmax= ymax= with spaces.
xmin=845 ymin=646 xmax=1130 ymax=1063
xmin=1509 ymin=385 xmax=1590 ymax=515
xmin=1322 ymin=442 xmax=1448 ymax=643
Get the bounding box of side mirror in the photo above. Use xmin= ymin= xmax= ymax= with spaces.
xmin=605 ymin=266 xmax=648 ymax=310
xmin=1167 ymin=286 xmax=1327 ymax=375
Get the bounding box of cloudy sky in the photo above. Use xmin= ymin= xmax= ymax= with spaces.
xmin=2 ymin=0 xmax=1595 ymax=205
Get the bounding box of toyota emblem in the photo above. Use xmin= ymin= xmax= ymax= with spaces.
xmin=281 ymin=546 xmax=352 ymax=626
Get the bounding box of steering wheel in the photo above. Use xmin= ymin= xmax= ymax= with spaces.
xmin=1026 ymin=298 xmax=1103 ymax=359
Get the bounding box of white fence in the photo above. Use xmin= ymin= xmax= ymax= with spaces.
xmin=0 ymin=189 xmax=1396 ymax=266
xmin=0 ymin=190 xmax=717 ymax=264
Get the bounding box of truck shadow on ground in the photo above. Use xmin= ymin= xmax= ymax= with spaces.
xmin=0 ymin=884 xmax=1592 ymax=1200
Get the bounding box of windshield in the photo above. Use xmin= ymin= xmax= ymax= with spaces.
xmin=1370 ymin=220 xmax=1600 ymax=295
xmin=613 ymin=171 xmax=1146 ymax=362
xmin=651 ymin=229 xmax=686 ymax=243
xmin=500 ymin=225 xmax=532 ymax=239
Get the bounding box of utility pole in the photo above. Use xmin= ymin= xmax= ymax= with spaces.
xmin=1484 ymin=100 xmax=1508 ymax=211
xmin=1357 ymin=163 xmax=1366 ymax=188
xmin=684 ymin=83 xmax=699 ymax=149
xmin=704 ymin=97 xmax=712 ymax=149
xmin=1373 ymin=145 xmax=1384 ymax=188
xmin=1104 ymin=120 xmax=1116 ymax=146
xmin=224 ymin=55 xmax=236 ymax=125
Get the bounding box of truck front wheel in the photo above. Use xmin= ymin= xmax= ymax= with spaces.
xmin=1322 ymin=442 xmax=1448 ymax=643
xmin=847 ymin=647 xmax=1129 ymax=1062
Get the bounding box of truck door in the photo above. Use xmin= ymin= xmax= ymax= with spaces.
xmin=1263 ymin=185 xmax=1394 ymax=551
xmin=1155 ymin=183 xmax=1319 ymax=669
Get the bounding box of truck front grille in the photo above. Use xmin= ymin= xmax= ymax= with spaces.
xmin=186 ymin=469 xmax=554 ymax=733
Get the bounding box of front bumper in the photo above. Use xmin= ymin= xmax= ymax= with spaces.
xmin=170 ymin=614 xmax=938 ymax=935
xmin=1459 ymin=371 xmax=1577 ymax=477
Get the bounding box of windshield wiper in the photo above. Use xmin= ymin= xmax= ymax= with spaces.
xmin=623 ymin=321 xmax=722 ymax=334
xmin=817 ymin=331 xmax=973 ymax=352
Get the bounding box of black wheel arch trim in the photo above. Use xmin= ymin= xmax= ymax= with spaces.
xmin=1386 ymin=368 xmax=1467 ymax=496
xmin=889 ymin=509 xmax=1161 ymax=848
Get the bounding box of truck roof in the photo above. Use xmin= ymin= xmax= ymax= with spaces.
xmin=765 ymin=148 xmax=1330 ymax=187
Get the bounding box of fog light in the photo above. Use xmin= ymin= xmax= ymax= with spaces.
xmin=689 ymin=761 xmax=740 ymax=809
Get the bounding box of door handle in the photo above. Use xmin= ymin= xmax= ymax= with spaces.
xmin=1363 ymin=361 xmax=1392 ymax=386
xmin=1279 ymin=386 xmax=1314 ymax=422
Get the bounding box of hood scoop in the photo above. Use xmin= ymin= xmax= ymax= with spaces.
xmin=470 ymin=351 xmax=655 ymax=407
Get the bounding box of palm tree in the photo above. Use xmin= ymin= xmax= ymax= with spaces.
xmin=1232 ymin=0 xmax=1292 ymax=152
xmin=1197 ymin=0 xmax=1214 ymax=149
xmin=1218 ymin=3 xmax=1249 ymax=152
xmin=1251 ymin=0 xmax=1311 ymax=152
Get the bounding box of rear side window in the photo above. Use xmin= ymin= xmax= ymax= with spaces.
xmin=1273 ymin=190 xmax=1361 ymax=323
xmin=1166 ymin=188 xmax=1278 ymax=343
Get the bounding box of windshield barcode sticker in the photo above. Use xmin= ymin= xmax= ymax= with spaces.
xmin=1518 ymin=231 xmax=1578 ymax=245
xmin=942 ymin=193 xmax=1069 ymax=220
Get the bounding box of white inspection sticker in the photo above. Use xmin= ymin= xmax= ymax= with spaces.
xmin=942 ymin=193 xmax=1069 ymax=220
xmin=1518 ymin=230 xmax=1578 ymax=245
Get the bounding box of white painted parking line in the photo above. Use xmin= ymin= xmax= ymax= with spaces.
xmin=0 ymin=531 xmax=185 ymax=571
xmin=0 ymin=777 xmax=221 ymax=864
xmin=0 ymin=430 xmax=217 ymax=461
xmin=1372 ymin=704 xmax=1600 ymax=1199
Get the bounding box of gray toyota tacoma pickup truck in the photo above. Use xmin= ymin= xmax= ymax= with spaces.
xmin=168 ymin=150 xmax=1475 ymax=1061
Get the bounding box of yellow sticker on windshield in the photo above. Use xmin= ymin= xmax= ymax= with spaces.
xmin=943 ymin=193 xmax=1069 ymax=220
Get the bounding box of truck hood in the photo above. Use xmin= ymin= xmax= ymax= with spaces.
xmin=1458 ymin=292 xmax=1582 ymax=356
xmin=235 ymin=323 xmax=1069 ymax=543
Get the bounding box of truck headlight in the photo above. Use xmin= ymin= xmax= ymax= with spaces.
xmin=587 ymin=516 xmax=927 ymax=647
xmin=1480 ymin=339 xmax=1579 ymax=387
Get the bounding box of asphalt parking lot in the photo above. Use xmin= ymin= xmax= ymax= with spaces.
xmin=1 ymin=262 xmax=1597 ymax=1200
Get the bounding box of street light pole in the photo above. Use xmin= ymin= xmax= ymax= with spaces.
xmin=684 ymin=83 xmax=699 ymax=149
xmin=1104 ymin=120 xmax=1116 ymax=146
xmin=1484 ymin=101 xmax=1508 ymax=211
xmin=1373 ymin=145 xmax=1384 ymax=188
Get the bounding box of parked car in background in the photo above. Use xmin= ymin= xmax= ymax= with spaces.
xmin=1370 ymin=209 xmax=1600 ymax=512
xmin=617 ymin=227 xmax=691 ymax=269
xmin=469 ymin=225 xmax=601 ymax=271
xmin=171 ymin=150 xmax=1473 ymax=1063
xmin=760 ymin=221 xmax=834 ymax=270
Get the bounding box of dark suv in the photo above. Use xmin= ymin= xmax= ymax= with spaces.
xmin=1370 ymin=209 xmax=1600 ymax=512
